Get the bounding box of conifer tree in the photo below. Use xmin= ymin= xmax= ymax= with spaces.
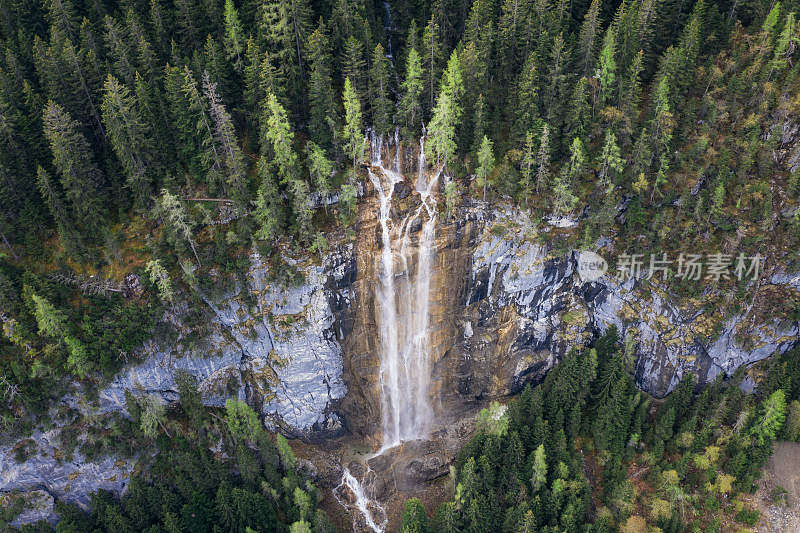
xmin=398 ymin=47 xmax=424 ymax=138
xmin=531 ymin=444 xmax=547 ymax=491
xmin=43 ymin=100 xmax=106 ymax=233
xmin=342 ymin=78 xmax=364 ymax=184
xmin=422 ymin=16 xmax=444 ymax=111
xmin=306 ymin=20 xmax=337 ymax=148
xmin=476 ymin=135 xmax=494 ymax=201
xmin=203 ymin=72 xmax=249 ymax=212
xmin=369 ymin=43 xmax=392 ymax=136
xmin=768 ymin=12 xmax=798 ymax=78
xmin=597 ymin=130 xmax=623 ymax=188
xmin=103 ymin=15 xmax=137 ymax=87
xmin=306 ymin=141 xmax=333 ymax=213
xmin=426 ymin=51 xmax=463 ymax=170
xmin=514 ymin=52 xmax=542 ymax=143
xmin=521 ymin=131 xmax=536 ymax=207
xmin=101 ymin=74 xmax=156 ymax=209
xmin=577 ymin=0 xmax=602 ymax=76
xmin=536 ymin=124 xmax=550 ymax=193
xmin=598 ymin=25 xmax=617 ymax=108
xmin=37 ymin=165 xmax=80 ymax=253
xmin=223 ymin=0 xmax=245 ymax=71
xmin=157 ymin=188 xmax=201 ymax=264
xmin=342 ymin=36 xmax=367 ymax=105
xmin=260 ymin=0 xmax=312 ymax=110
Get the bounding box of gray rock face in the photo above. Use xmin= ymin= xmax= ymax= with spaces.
xmin=1 ymin=248 xmax=353 ymax=523
xmin=467 ymin=207 xmax=800 ymax=398
xmin=4 ymin=201 xmax=799 ymax=526
xmin=0 ymin=429 xmax=135 ymax=523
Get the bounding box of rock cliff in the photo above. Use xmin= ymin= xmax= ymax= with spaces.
xmin=3 ymin=150 xmax=799 ymax=524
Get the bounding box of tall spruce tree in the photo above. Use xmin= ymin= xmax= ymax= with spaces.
xmin=369 ymin=43 xmax=392 ymax=136
xmin=101 ymin=74 xmax=156 ymax=209
xmin=398 ymin=46 xmax=424 ymax=139
xmin=42 ymin=100 xmax=106 ymax=234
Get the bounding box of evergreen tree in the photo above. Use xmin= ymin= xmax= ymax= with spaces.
xmin=597 ymin=129 xmax=623 ymax=188
xmin=260 ymin=0 xmax=311 ymax=109
xmin=535 ymin=124 xmax=550 ymax=193
xmin=341 ymin=77 xmax=364 ymax=187
xmin=422 ymin=16 xmax=444 ymax=112
xmin=306 ymin=141 xmax=333 ymax=213
xmin=342 ymin=36 xmax=367 ymax=106
xmin=42 ymin=100 xmax=106 ymax=234
xmin=598 ymin=24 xmax=617 ymax=108
xmin=398 ymin=47 xmax=424 ymax=139
xmin=157 ymin=188 xmax=201 ymax=264
xmin=369 ymin=43 xmax=392 ymax=136
xmin=306 ymin=20 xmax=337 ymax=148
xmin=513 ymin=52 xmax=542 ymax=143
xmin=223 ymin=0 xmax=245 ymax=71
xmin=426 ymin=50 xmax=463 ymax=169
xmin=577 ymin=0 xmax=602 ymax=76
xmin=101 ymin=75 xmax=156 ymax=209
xmin=521 ymin=131 xmax=536 ymax=207
xmin=203 ymin=72 xmax=250 ymax=213
xmin=476 ymin=135 xmax=494 ymax=201
xmin=259 ymin=92 xmax=310 ymax=239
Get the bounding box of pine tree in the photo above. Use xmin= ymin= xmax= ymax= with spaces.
xmin=513 ymin=52 xmax=542 ymax=143
xmin=145 ymin=259 xmax=175 ymax=303
xmin=531 ymin=444 xmax=547 ymax=492
xmin=181 ymin=66 xmax=223 ymax=190
xmin=476 ymin=135 xmax=494 ymax=201
xmin=223 ymin=0 xmax=245 ymax=71
xmin=422 ymin=16 xmax=444 ymax=112
xmin=259 ymin=0 xmax=311 ymax=110
xmin=103 ymin=15 xmax=137 ymax=87
xmin=258 ymin=92 xmax=311 ymax=240
xmin=42 ymin=100 xmax=106 ymax=233
xmin=535 ymin=124 xmax=550 ymax=194
xmin=521 ymin=131 xmax=536 ymax=207
xmin=203 ymin=72 xmax=249 ymax=212
xmin=37 ymin=165 xmax=80 ymax=252
xmin=471 ymin=93 xmax=487 ymax=158
xmin=597 ymin=129 xmax=623 ymax=188
xmin=369 ymin=43 xmax=392 ymax=136
xmin=426 ymin=50 xmax=463 ymax=169
xmin=342 ymin=78 xmax=364 ymax=183
xmin=306 ymin=141 xmax=333 ymax=213
xmin=598 ymin=24 xmax=617 ymax=108
xmin=768 ymin=12 xmax=799 ymax=78
xmin=342 ymin=36 xmax=367 ymax=106
xmin=101 ymin=74 xmax=156 ymax=209
xmin=398 ymin=47 xmax=424 ymax=139
xmin=577 ymin=0 xmax=602 ymax=76
xmin=157 ymin=188 xmax=201 ymax=264
xmin=306 ymin=20 xmax=337 ymax=148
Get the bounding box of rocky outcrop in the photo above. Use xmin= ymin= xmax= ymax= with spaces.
xmin=4 ymin=152 xmax=799 ymax=525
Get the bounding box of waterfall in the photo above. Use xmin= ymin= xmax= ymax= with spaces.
xmin=368 ymin=131 xmax=438 ymax=448
xmin=337 ymin=131 xmax=438 ymax=532
xmin=335 ymin=467 xmax=387 ymax=533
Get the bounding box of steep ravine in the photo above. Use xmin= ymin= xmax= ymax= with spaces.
xmin=2 ymin=140 xmax=799 ymax=526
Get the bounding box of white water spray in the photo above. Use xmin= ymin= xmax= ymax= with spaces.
xmin=368 ymin=131 xmax=439 ymax=449
xmin=337 ymin=130 xmax=439 ymax=533
xmin=335 ymin=467 xmax=387 ymax=533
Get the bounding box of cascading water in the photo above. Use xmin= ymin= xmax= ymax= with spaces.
xmin=338 ymin=116 xmax=439 ymax=532
xmin=369 ymin=131 xmax=439 ymax=449
xmin=334 ymin=467 xmax=387 ymax=533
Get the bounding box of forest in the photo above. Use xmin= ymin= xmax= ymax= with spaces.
xmin=1 ymin=0 xmax=800 ymax=530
